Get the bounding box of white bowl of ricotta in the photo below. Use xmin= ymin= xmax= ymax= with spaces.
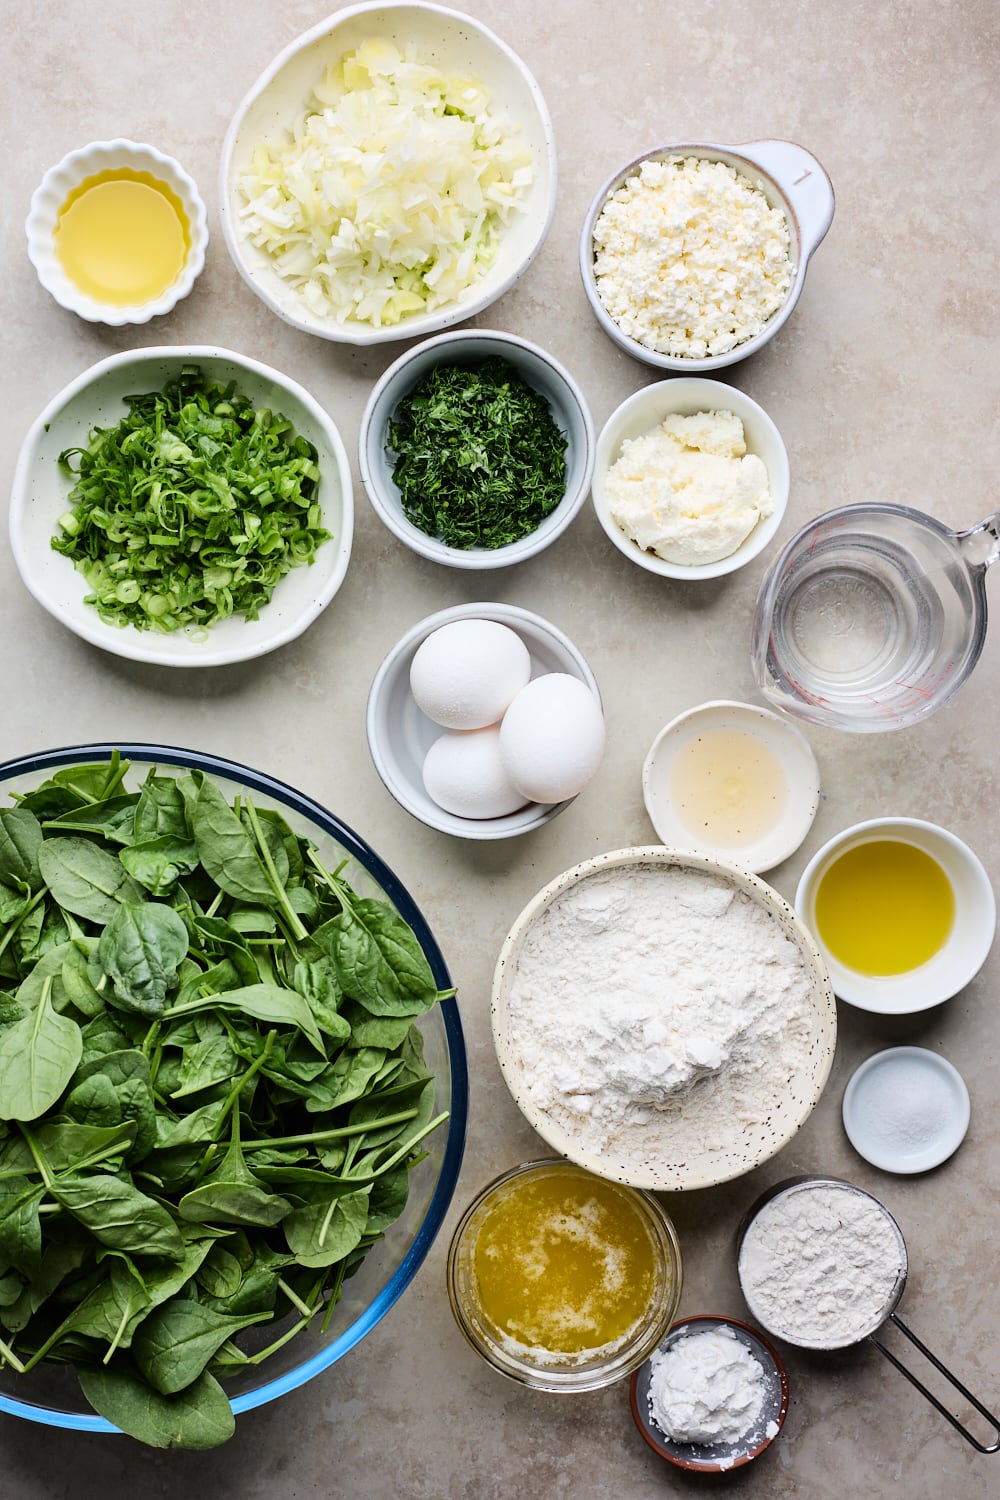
xmin=219 ymin=2 xmax=557 ymax=345
xmin=579 ymin=140 xmax=834 ymax=371
xmin=592 ymin=378 xmax=789 ymax=579
xmin=491 ymin=847 xmax=836 ymax=1191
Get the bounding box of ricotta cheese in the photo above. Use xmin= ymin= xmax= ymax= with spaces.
xmin=604 ymin=408 xmax=773 ymax=565
xmin=592 ymin=155 xmax=793 ymax=358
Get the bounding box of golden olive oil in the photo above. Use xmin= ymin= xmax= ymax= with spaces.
xmin=669 ymin=727 xmax=788 ymax=848
xmin=54 ymin=168 xmax=190 ymax=306
xmin=472 ymin=1168 xmax=660 ymax=1356
xmin=814 ymin=838 xmax=954 ymax=975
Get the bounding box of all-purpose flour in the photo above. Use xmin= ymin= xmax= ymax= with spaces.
xmin=738 ymin=1181 xmax=905 ymax=1347
xmin=504 ymin=864 xmax=817 ymax=1171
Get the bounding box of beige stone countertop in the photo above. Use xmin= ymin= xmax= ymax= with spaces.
xmin=2 ymin=0 xmax=998 ymax=1494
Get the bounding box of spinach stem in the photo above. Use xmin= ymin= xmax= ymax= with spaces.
xmin=240 ymin=1107 xmax=419 ymax=1150
xmin=0 ymin=1335 xmax=26 ymax=1374
xmin=0 ymin=888 xmax=47 ymax=961
xmin=245 ymin=802 xmax=308 ymax=942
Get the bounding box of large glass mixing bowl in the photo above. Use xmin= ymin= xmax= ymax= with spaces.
xmin=0 ymin=743 xmax=468 ymax=1434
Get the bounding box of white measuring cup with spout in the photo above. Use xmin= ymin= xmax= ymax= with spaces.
xmin=750 ymin=503 xmax=1000 ymax=732
xmin=737 ymin=1178 xmax=1000 ymax=1452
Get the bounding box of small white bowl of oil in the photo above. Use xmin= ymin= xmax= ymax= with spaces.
xmin=26 ymin=139 xmax=209 ymax=324
xmin=642 ymin=700 xmax=820 ymax=874
xmin=795 ymin=818 xmax=996 ymax=1013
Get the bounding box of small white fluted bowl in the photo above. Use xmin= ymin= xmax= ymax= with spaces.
xmin=592 ymin=378 xmax=789 ymax=579
xmin=26 ymin=139 xmax=208 ymax=324
xmin=220 ymin=1 xmax=556 ymax=345
xmin=360 ymin=329 xmax=595 ymax=568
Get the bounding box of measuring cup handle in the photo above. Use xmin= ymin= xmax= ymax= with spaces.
xmin=739 ymin=140 xmax=835 ymax=258
xmin=956 ymin=512 xmax=1000 ymax=570
xmin=869 ymin=1312 xmax=1000 ymax=1453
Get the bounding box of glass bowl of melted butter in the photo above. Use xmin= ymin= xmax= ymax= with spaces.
xmin=446 ymin=1159 xmax=682 ymax=1391
xmin=26 ymin=138 xmax=209 ymax=324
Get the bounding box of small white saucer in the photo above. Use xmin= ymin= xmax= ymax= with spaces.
xmin=642 ymin=700 xmax=820 ymax=873
xmin=842 ymin=1047 xmax=970 ymax=1174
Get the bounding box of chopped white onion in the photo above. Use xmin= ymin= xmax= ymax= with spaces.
xmin=237 ymin=39 xmax=535 ymax=327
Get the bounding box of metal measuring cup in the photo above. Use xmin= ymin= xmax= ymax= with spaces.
xmin=750 ymin=503 xmax=1000 ymax=733
xmin=736 ymin=1177 xmax=1000 ymax=1452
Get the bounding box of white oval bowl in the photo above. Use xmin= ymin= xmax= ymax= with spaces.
xmin=219 ymin=1 xmax=557 ymax=345
xmin=580 ymin=139 xmax=834 ymax=371
xmin=359 ymin=329 xmax=595 ymax=568
xmin=491 ymin=847 xmax=836 ymax=1190
xmin=366 ymin=602 xmax=602 ymax=839
xmin=795 ymin=818 xmax=996 ymax=1013
xmin=592 ymin=378 xmax=789 ymax=579
xmin=642 ymin=699 xmax=820 ymax=872
xmin=10 ymin=346 xmax=353 ymax=668
xmin=26 ymin=139 xmax=208 ymax=325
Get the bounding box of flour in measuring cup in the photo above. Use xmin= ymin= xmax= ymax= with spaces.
xmin=504 ymin=864 xmax=817 ymax=1166
xmin=738 ymin=1181 xmax=905 ymax=1347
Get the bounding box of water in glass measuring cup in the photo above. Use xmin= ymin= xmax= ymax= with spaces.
xmin=751 ymin=504 xmax=1000 ymax=732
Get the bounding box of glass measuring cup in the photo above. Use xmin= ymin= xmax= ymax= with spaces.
xmin=750 ymin=503 xmax=1000 ymax=732
xmin=736 ymin=1178 xmax=1000 ymax=1452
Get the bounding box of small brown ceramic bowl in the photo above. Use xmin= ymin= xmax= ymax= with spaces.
xmin=630 ymin=1314 xmax=788 ymax=1472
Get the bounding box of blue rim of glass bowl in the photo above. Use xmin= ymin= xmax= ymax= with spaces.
xmin=0 ymin=742 xmax=469 ymax=1433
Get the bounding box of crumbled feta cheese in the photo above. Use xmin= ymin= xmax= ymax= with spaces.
xmin=592 ymin=156 xmax=793 ymax=358
xmin=604 ymin=409 xmax=773 ymax=565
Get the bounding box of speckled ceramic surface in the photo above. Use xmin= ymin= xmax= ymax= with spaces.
xmin=491 ymin=847 xmax=836 ymax=1189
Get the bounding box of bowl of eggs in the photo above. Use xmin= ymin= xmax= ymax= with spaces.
xmin=366 ymin=603 xmax=605 ymax=839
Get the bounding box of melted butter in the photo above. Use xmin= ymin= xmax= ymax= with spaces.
xmin=669 ymin=727 xmax=788 ymax=848
xmin=471 ymin=1168 xmax=661 ymax=1356
xmin=814 ymin=838 xmax=954 ymax=976
xmin=54 ymin=168 xmax=190 ymax=306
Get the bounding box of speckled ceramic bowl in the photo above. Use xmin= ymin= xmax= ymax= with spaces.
xmin=220 ymin=2 xmax=557 ymax=345
xmin=26 ymin=139 xmax=208 ymax=324
xmin=491 ymin=848 xmax=836 ymax=1191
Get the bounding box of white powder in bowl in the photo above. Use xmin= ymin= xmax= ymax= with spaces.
xmin=648 ymin=1325 xmax=768 ymax=1447
xmin=498 ymin=860 xmax=829 ymax=1185
xmin=738 ymin=1181 xmax=906 ymax=1348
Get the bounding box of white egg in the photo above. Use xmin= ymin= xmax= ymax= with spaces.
xmin=499 ymin=674 xmax=605 ymax=804
xmin=409 ymin=619 xmax=532 ymax=730
xmin=422 ymin=726 xmax=530 ymax=819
